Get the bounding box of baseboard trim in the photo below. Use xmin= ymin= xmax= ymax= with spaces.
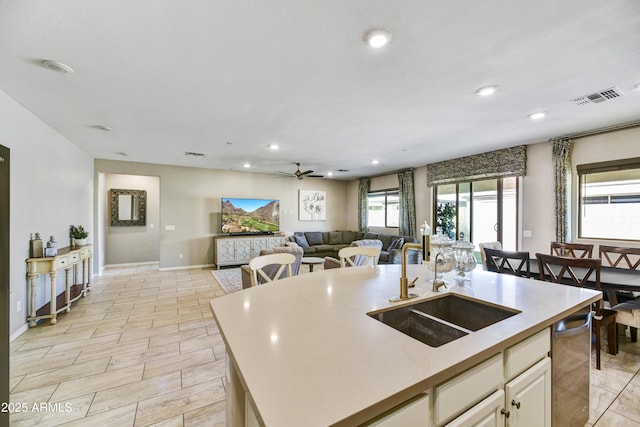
xmin=10 ymin=324 xmax=28 ymax=342
xmin=158 ymin=263 xmax=215 ymax=271
xmin=104 ymin=261 xmax=159 ymax=268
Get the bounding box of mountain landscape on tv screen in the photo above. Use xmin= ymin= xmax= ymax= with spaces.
xmin=222 ymin=199 xmax=279 ymax=234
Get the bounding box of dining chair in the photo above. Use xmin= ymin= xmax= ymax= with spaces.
xmin=324 ymin=239 xmax=383 ymax=269
xmin=550 ymin=241 xmax=594 ymax=258
xmin=484 ymin=248 xmax=531 ymax=278
xmin=337 ymin=246 xmax=381 ymax=268
xmin=599 ymin=245 xmax=640 ymax=342
xmin=478 ymin=241 xmax=502 ymax=270
xmin=535 ymin=253 xmax=616 ymax=369
xmin=248 ymin=252 xmax=296 ymax=287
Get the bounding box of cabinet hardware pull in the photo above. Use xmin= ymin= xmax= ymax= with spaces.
xmin=511 ymin=399 xmax=521 ymax=409
xmin=501 ymin=408 xmax=510 ymax=418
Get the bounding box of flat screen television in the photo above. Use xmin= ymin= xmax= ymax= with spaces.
xmin=221 ymin=197 xmax=280 ymax=235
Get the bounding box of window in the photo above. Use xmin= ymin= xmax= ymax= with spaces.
xmin=578 ymin=158 xmax=640 ymax=240
xmin=433 ymin=177 xmax=518 ymax=250
xmin=367 ymin=190 xmax=399 ymax=228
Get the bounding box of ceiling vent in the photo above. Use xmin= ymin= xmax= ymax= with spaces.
xmin=572 ymin=87 xmax=624 ymax=106
xmin=185 ymin=151 xmax=205 ymax=157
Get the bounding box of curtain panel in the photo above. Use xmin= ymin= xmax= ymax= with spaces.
xmin=358 ymin=178 xmax=370 ymax=232
xmin=426 ymin=145 xmax=526 ymax=187
xmin=398 ymin=169 xmax=417 ymax=237
xmin=551 ymin=138 xmax=573 ymax=243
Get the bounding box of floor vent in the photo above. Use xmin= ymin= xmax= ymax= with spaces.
xmin=572 ymin=87 xmax=624 ymax=106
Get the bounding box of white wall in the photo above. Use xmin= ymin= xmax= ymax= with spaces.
xmin=0 ymin=90 xmax=93 ymax=337
xmin=503 ymin=126 xmax=640 ymax=256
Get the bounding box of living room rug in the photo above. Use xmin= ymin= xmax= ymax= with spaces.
xmin=211 ymin=268 xmax=242 ymax=294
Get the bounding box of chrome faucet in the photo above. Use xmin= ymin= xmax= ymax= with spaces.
xmin=432 ymin=252 xmax=448 ymax=292
xmin=390 ymin=235 xmax=430 ymax=302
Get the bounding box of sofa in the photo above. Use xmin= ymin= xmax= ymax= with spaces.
xmin=289 ymin=230 xmax=419 ymax=264
xmin=240 ymin=242 xmax=304 ymax=289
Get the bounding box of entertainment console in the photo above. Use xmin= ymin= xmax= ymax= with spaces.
xmin=214 ymin=234 xmax=286 ymax=268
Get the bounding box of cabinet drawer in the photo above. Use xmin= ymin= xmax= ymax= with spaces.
xmin=70 ymin=252 xmax=81 ymax=263
xmin=504 ymin=328 xmax=550 ymax=380
xmin=53 ymin=255 xmax=70 ymax=269
xmin=434 ymin=353 xmax=503 ymax=425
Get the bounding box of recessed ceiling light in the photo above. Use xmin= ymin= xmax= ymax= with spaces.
xmin=634 ymin=83 xmax=640 ymax=90
xmin=327 ymin=171 xmax=334 ymax=177
xmin=372 ymin=159 xmax=380 ymax=165
xmin=528 ymin=111 xmax=547 ymax=120
xmin=476 ymin=85 xmax=497 ymax=97
xmin=364 ymin=29 xmax=391 ymax=48
xmin=268 ymin=143 xmax=279 ymax=150
xmin=115 ymin=152 xmax=128 ymax=157
xmin=41 ymin=59 xmax=74 ymax=74
xmin=243 ymin=162 xmax=251 ymax=168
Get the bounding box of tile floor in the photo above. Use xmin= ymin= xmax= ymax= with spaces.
xmin=8 ymin=264 xmax=640 ymax=426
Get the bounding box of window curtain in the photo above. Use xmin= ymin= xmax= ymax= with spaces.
xmin=358 ymin=178 xmax=369 ymax=232
xmin=426 ymin=145 xmax=526 ymax=186
xmin=398 ymin=169 xmax=416 ymax=237
xmin=551 ymin=138 xmax=573 ymax=243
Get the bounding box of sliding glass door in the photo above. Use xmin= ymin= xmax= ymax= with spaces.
xmin=434 ymin=177 xmax=518 ymax=250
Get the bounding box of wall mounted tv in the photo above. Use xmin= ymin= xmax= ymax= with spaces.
xmin=221 ymin=198 xmax=280 ymax=235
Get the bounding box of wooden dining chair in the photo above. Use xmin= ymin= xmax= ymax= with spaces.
xmin=337 ymin=246 xmax=381 ymax=268
xmin=550 ymin=242 xmax=594 ymax=258
xmin=535 ymin=253 xmax=616 ymax=369
xmin=248 ymin=253 xmax=296 ymax=287
xmin=484 ymin=248 xmax=531 ymax=278
xmin=599 ymin=245 xmax=640 ymax=342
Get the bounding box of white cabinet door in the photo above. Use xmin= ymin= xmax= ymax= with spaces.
xmin=505 ymin=357 xmax=551 ymax=427
xmin=268 ymin=236 xmax=285 ymax=248
xmin=235 ymin=239 xmax=252 ymax=263
xmin=252 ymin=237 xmax=269 ymax=256
xmin=445 ymin=390 xmax=504 ymax=427
xmin=217 ymin=239 xmax=237 ymax=264
xmin=365 ymin=393 xmax=430 ymax=426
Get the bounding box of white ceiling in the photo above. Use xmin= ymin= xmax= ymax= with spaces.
xmin=1 ymin=1 xmax=640 ymax=180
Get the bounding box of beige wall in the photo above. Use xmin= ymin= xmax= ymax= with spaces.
xmin=1 ymin=90 xmax=93 ymax=337
xmin=104 ymin=173 xmax=160 ymax=265
xmin=95 ymin=160 xmax=350 ymax=270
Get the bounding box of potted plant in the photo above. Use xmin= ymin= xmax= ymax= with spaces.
xmin=70 ymin=225 xmax=89 ymax=246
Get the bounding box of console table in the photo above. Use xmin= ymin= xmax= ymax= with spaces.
xmin=215 ymin=235 xmax=286 ymax=268
xmin=26 ymin=244 xmax=92 ymax=326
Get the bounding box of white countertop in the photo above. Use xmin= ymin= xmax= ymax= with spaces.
xmin=209 ymin=265 xmax=601 ymax=426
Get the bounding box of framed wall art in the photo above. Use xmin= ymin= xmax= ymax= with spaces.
xmin=299 ymin=190 xmax=326 ymax=221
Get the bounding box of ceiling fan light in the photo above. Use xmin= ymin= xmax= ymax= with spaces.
xmin=365 ymin=29 xmax=391 ymax=48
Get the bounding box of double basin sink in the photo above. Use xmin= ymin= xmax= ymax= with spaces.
xmin=368 ymin=294 xmax=521 ymax=347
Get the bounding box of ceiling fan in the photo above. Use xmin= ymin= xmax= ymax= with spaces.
xmin=279 ymin=162 xmax=324 ymax=180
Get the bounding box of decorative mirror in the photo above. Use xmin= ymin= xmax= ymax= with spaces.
xmin=110 ymin=189 xmax=146 ymax=226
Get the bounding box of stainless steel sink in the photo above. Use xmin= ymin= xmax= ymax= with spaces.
xmin=368 ymin=294 xmax=521 ymax=347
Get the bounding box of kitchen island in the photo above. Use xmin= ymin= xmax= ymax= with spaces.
xmin=209 ymin=264 xmax=601 ymax=426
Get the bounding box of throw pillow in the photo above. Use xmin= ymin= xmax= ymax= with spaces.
xmin=294 ymin=234 xmax=310 ymax=248
xmin=305 ymin=232 xmax=325 ymax=246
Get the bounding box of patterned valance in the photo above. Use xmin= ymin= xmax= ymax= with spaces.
xmin=426 ymin=145 xmax=526 ymax=187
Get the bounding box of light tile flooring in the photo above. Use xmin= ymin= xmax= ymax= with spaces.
xmin=8 ymin=264 xmax=640 ymax=426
